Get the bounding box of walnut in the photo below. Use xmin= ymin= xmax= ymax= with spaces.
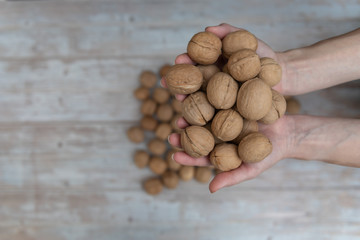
xmin=210 ymin=143 xmax=242 ymax=171
xmin=165 ymin=64 xmax=203 ymax=94
xmin=182 ymin=91 xmax=215 ymax=126
xmin=207 ymin=72 xmax=238 ymax=109
xmin=187 ymin=31 xmax=222 ymax=65
xmin=237 ymin=132 xmax=272 ymax=163
xmin=211 ymin=109 xmax=243 ymax=141
xmin=181 ymin=126 xmax=215 ymax=158
xmin=222 ymin=30 xmax=258 ymax=58
xmin=228 ymin=49 xmax=261 ymax=82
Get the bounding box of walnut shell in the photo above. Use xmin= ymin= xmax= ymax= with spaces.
xmin=195 ymin=167 xmax=213 ymax=183
xmin=211 ymin=109 xmax=243 ymax=141
xmin=141 ymin=99 xmax=157 ymax=116
xmin=204 ymin=122 xmax=223 ymax=144
xmin=140 ymin=70 xmax=157 ymax=88
xmin=236 ymin=78 xmax=272 ymax=120
xmin=165 ymin=64 xmax=203 ymax=95
xmin=156 ymin=103 xmax=173 ymax=122
xmin=162 ymin=170 xmax=179 ymax=189
xmin=148 ymin=138 xmax=167 ymax=156
xmin=127 ymin=126 xmax=145 ymax=143
xmin=237 ymin=132 xmax=272 ymax=163
xmin=143 ymin=177 xmax=163 ymax=195
xmin=166 ymin=149 xmax=181 ymax=171
xmin=259 ymin=89 xmax=287 ymax=124
xmin=134 ymin=150 xmax=150 ymax=168
xmin=134 ymin=87 xmax=150 ymax=100
xmin=159 ymin=64 xmax=172 ymax=77
xmin=179 ymin=166 xmax=195 ymax=181
xmin=198 ymin=64 xmax=221 ymax=91
xmin=155 ymin=123 xmax=172 ymax=140
xmin=207 ymin=72 xmax=238 ymax=109
xmin=210 ymin=143 xmax=242 ymax=171
xmin=228 ymin=49 xmax=261 ymax=82
xmin=259 ymin=57 xmax=282 ymax=87
xmin=286 ymin=97 xmax=301 ymax=114
xmin=153 ymin=87 xmax=170 ymax=104
xmin=181 ymin=126 xmax=215 ymax=158
xmin=140 ymin=116 xmax=158 ymax=131
xmin=187 ymin=31 xmax=222 ymax=65
xmin=232 ymin=119 xmax=258 ymax=144
xmin=171 ymin=99 xmax=182 ymax=113
xmin=149 ymin=156 xmax=168 ymax=175
xmin=222 ymin=30 xmax=258 ymax=58
xmin=182 ymin=91 xmax=215 ymax=126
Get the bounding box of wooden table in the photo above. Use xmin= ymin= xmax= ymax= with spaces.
xmin=0 ymin=1 xmax=359 ymax=239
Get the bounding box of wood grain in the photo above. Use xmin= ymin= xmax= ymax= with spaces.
xmin=0 ymin=1 xmax=359 ymax=240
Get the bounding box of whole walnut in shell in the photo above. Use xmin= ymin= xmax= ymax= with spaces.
xmin=222 ymin=30 xmax=258 ymax=58
xmin=134 ymin=150 xmax=150 ymax=168
xmin=182 ymin=91 xmax=215 ymax=126
xmin=162 ymin=170 xmax=179 ymax=189
xmin=149 ymin=156 xmax=168 ymax=175
xmin=259 ymin=57 xmax=282 ymax=87
xmin=156 ymin=103 xmax=173 ymax=122
xmin=211 ymin=109 xmax=243 ymax=141
xmin=237 ymin=132 xmax=272 ymax=163
xmin=143 ymin=177 xmax=163 ymax=195
xmin=134 ymin=87 xmax=150 ymax=100
xmin=165 ymin=64 xmax=203 ymax=94
xmin=179 ymin=166 xmax=195 ymax=181
xmin=153 ymin=87 xmax=170 ymax=104
xmin=198 ymin=64 xmax=221 ymax=91
xmin=195 ymin=167 xmax=213 ymax=183
xmin=187 ymin=31 xmax=222 ymax=65
xmin=141 ymin=99 xmax=157 ymax=116
xmin=127 ymin=126 xmax=145 ymax=143
xmin=236 ymin=78 xmax=272 ymax=120
xmin=148 ymin=138 xmax=167 ymax=156
xmin=232 ymin=119 xmax=258 ymax=144
xmin=181 ymin=126 xmax=215 ymax=158
xmin=140 ymin=70 xmax=157 ymax=88
xmin=259 ymin=89 xmax=287 ymax=124
xmin=140 ymin=116 xmax=158 ymax=131
xmin=228 ymin=49 xmax=261 ymax=82
xmin=210 ymin=143 xmax=242 ymax=171
xmin=155 ymin=123 xmax=172 ymax=140
xmin=207 ymin=72 xmax=238 ymax=109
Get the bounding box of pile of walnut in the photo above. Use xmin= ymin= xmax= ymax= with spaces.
xmin=127 ymin=65 xmax=215 ymax=196
xmin=165 ymin=30 xmax=295 ymax=172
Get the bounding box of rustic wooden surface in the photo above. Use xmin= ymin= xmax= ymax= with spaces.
xmin=0 ymin=1 xmax=360 ymax=240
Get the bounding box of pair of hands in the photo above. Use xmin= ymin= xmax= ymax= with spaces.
xmin=160 ymin=23 xmax=295 ymax=193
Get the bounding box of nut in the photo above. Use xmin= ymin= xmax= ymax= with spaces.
xmin=222 ymin=30 xmax=258 ymax=58
xmin=204 ymin=122 xmax=223 ymax=144
xmin=140 ymin=70 xmax=157 ymax=88
xmin=179 ymin=166 xmax=195 ymax=181
xmin=165 ymin=64 xmax=203 ymax=94
xmin=187 ymin=31 xmax=222 ymax=65
xmin=155 ymin=123 xmax=172 ymax=140
xmin=197 ymin=64 xmax=220 ymax=91
xmin=237 ymin=132 xmax=272 ymax=163
xmin=141 ymin=99 xmax=157 ymax=116
xmin=171 ymin=99 xmax=182 ymax=113
xmin=134 ymin=87 xmax=150 ymax=100
xmin=153 ymin=87 xmax=170 ymax=104
xmin=195 ymin=167 xmax=213 ymax=183
xmin=140 ymin=116 xmax=158 ymax=131
xmin=159 ymin=64 xmax=172 ymax=77
xmin=181 ymin=126 xmax=215 ymax=158
xmin=236 ymin=78 xmax=272 ymax=120
xmin=166 ymin=149 xmax=181 ymax=171
xmin=182 ymin=91 xmax=215 ymax=126
xmin=259 ymin=57 xmax=282 ymax=87
xmin=228 ymin=49 xmax=261 ymax=82
xmin=149 ymin=156 xmax=168 ymax=175
xmin=148 ymin=138 xmax=167 ymax=156
xmin=207 ymin=72 xmax=238 ymax=109
xmin=162 ymin=170 xmax=179 ymax=189
xmin=127 ymin=126 xmax=145 ymax=143
xmin=143 ymin=177 xmax=163 ymax=195
xmin=286 ymin=97 xmax=301 ymax=114
xmin=232 ymin=119 xmax=258 ymax=144
xmin=156 ymin=103 xmax=173 ymax=122
xmin=210 ymin=143 xmax=242 ymax=171
xmin=211 ymin=109 xmax=243 ymax=141
xmin=134 ymin=150 xmax=150 ymax=168
xmin=259 ymin=89 xmax=287 ymax=124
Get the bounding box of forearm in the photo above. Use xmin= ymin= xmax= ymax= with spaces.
xmin=278 ymin=28 xmax=360 ymax=95
xmin=288 ymin=115 xmax=360 ymax=167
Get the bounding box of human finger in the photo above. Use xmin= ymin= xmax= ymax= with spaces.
xmin=173 ymin=151 xmax=211 ymax=166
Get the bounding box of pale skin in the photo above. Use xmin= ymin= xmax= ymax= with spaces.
xmin=161 ymin=23 xmax=360 ymax=193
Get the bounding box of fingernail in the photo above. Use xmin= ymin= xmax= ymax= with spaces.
xmin=167 ymin=134 xmax=171 ymax=144
xmin=171 ymin=153 xmax=175 ymax=161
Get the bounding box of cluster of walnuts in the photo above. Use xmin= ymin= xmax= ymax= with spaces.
xmin=127 ymin=66 xmax=217 ymax=195
xmin=164 ymin=30 xmax=290 ymax=172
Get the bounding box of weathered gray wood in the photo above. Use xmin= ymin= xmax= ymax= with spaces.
xmin=0 ymin=1 xmax=359 ymax=240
